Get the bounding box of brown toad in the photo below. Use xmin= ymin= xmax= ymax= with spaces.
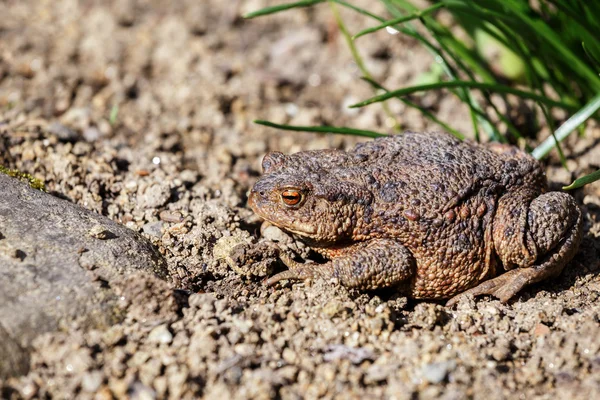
xmin=248 ymin=131 xmax=583 ymax=304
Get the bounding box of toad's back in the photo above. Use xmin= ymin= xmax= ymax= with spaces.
xmin=340 ymin=131 xmax=546 ymax=218
xmin=332 ymin=132 xmax=546 ymax=298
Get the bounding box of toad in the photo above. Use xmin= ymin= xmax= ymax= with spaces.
xmin=248 ymin=131 xmax=583 ymax=304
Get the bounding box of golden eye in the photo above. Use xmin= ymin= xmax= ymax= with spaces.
xmin=281 ymin=189 xmax=302 ymax=206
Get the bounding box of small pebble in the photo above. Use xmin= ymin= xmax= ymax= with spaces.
xmin=142 ymin=221 xmax=163 ymax=238
xmin=88 ymin=225 xmax=116 ymax=240
xmin=148 ymin=324 xmax=173 ymax=345
xmin=81 ymin=371 xmax=104 ymax=392
xmin=421 ymin=360 xmax=456 ymax=384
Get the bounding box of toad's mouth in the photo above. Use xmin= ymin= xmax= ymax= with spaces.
xmin=248 ymin=191 xmax=317 ymax=237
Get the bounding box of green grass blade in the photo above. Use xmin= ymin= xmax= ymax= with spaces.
xmin=329 ymin=2 xmax=399 ymax=128
xmin=434 ymin=31 xmax=496 ymax=83
xmin=329 ymin=3 xmax=370 ymax=79
xmin=352 ymin=3 xmax=444 ymax=40
xmin=563 ymin=169 xmax=600 ymax=190
xmin=253 ymin=120 xmax=387 ymax=138
xmin=244 ymin=0 xmax=325 ymax=18
xmin=330 ymin=0 xmax=383 ymax=20
xmin=387 ymin=0 xmax=417 ymax=12
xmin=362 ymin=3 xmax=499 ymax=140
xmin=420 ymin=21 xmax=502 ymax=141
xmin=361 ymin=77 xmax=464 ymax=139
xmin=382 ymin=0 xmax=508 ymax=141
xmin=109 ymin=104 xmax=119 ymax=125
xmin=538 ymin=102 xmax=568 ymax=168
xmin=582 ymin=42 xmax=600 ymax=70
xmin=350 ymin=81 xmax=577 ymax=110
xmin=531 ymin=92 xmax=600 ymax=160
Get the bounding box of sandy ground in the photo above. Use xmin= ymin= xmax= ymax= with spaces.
xmin=1 ymin=0 xmax=600 ymax=399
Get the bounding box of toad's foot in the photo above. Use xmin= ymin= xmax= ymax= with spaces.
xmin=264 ymin=263 xmax=333 ymax=286
xmin=265 ymin=239 xmax=415 ymax=290
xmin=263 ymin=246 xmax=331 ymax=286
xmin=446 ymin=268 xmax=538 ymax=306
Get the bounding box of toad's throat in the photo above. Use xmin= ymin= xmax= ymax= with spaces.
xmin=270 ymin=219 xmax=318 ymax=237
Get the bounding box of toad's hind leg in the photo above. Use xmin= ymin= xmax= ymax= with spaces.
xmin=265 ymin=239 xmax=415 ymax=290
xmin=448 ymin=191 xmax=583 ymax=306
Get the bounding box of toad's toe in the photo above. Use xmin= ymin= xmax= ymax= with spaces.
xmin=446 ymin=268 xmax=537 ymax=306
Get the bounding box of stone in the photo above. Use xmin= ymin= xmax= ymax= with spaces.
xmin=0 ymin=174 xmax=168 ymax=378
xmin=421 ymin=360 xmax=457 ymax=384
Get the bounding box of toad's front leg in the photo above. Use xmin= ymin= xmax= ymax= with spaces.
xmin=265 ymin=239 xmax=416 ymax=290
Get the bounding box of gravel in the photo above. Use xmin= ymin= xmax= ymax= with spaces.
xmin=1 ymin=0 xmax=600 ymax=399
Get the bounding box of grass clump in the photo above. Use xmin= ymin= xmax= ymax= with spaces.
xmin=245 ymin=0 xmax=600 ymax=188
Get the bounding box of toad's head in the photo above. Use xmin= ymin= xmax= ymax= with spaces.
xmin=248 ymin=150 xmax=372 ymax=246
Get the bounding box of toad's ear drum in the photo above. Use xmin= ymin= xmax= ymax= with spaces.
xmin=262 ymin=151 xmax=286 ymax=173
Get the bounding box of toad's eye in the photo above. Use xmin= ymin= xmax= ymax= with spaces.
xmin=281 ymin=189 xmax=303 ymax=206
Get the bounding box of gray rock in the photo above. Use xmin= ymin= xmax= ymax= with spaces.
xmin=148 ymin=324 xmax=173 ymax=344
xmin=139 ymin=183 xmax=171 ymax=209
xmin=364 ymin=364 xmax=393 ymax=384
xmin=47 ymin=122 xmax=79 ymax=142
xmin=129 ymin=381 xmax=157 ymax=400
xmin=322 ymin=344 xmax=375 ymax=364
xmin=81 ymin=370 xmax=104 ymax=392
xmin=421 ymin=360 xmax=457 ymax=384
xmin=0 ymin=174 xmax=168 ymax=378
xmin=143 ymin=221 xmax=164 ymax=238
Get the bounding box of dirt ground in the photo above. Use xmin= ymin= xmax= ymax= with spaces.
xmin=1 ymin=0 xmax=600 ymax=399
